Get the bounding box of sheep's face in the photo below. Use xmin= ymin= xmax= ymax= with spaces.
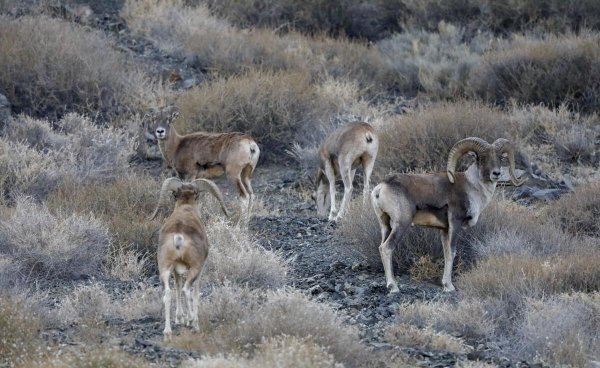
xmin=145 ymin=107 xmax=180 ymax=141
xmin=479 ymin=149 xmax=507 ymax=183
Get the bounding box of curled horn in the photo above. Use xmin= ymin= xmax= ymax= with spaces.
xmin=190 ymin=179 xmax=230 ymax=217
xmin=446 ymin=137 xmax=491 ymax=183
xmin=493 ymin=138 xmax=526 ymax=186
xmin=149 ymin=177 xmax=183 ymax=220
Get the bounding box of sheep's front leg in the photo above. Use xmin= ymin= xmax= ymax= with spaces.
xmin=440 ymin=221 xmax=457 ymax=292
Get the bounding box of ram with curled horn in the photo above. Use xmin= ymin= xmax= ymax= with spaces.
xmin=371 ymin=137 xmax=526 ymax=293
xmin=150 ymin=177 xmax=229 ymax=340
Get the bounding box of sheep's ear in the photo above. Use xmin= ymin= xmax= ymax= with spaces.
xmin=170 ymin=111 xmax=180 ymax=120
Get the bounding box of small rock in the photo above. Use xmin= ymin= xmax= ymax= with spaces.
xmin=329 ymin=260 xmax=346 ymax=271
xmin=351 ymin=261 xmax=369 ymax=271
xmin=532 ymin=188 xmax=565 ymax=201
xmin=182 ymin=78 xmax=196 ymax=89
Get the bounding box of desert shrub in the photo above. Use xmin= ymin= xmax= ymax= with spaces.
xmin=175 ymin=70 xmax=350 ymax=159
xmin=204 ymin=0 xmax=405 ymax=41
xmin=458 ymin=251 xmax=600 ymax=303
xmin=46 ymin=174 xmax=159 ymax=259
xmin=56 ymin=283 xmax=114 ymax=325
xmin=393 ymin=298 xmax=498 ymax=340
xmin=104 ymin=249 xmax=150 ymax=282
xmin=122 ymin=0 xmax=401 ymax=95
xmin=183 ymin=336 xmax=342 ymax=368
xmin=0 ymin=138 xmax=64 ymax=201
xmin=204 ymin=218 xmax=288 ymax=289
xmin=0 ymin=197 xmax=109 ymax=282
xmin=376 ymin=101 xmax=524 ymax=173
xmin=546 ymin=182 xmax=600 ymax=237
xmin=40 ymin=346 xmax=148 ymax=368
xmin=508 ymin=104 xmax=599 ymax=169
xmin=119 ymin=286 xmax=162 ymax=321
xmin=0 ymin=15 xmax=150 ymax=121
xmin=515 ymin=293 xmax=600 ymax=367
xmin=0 ymin=114 xmax=135 ymax=201
xmin=470 ymin=33 xmax=600 ymax=113
xmin=377 ymin=23 xmax=492 ymax=99
xmin=0 ymin=296 xmax=42 ymax=367
xmin=385 ymin=323 xmax=466 ymax=352
xmin=170 ymin=285 xmax=367 ymax=367
xmin=402 ymin=0 xmax=600 ymax=35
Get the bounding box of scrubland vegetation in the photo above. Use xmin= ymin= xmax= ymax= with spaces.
xmin=0 ymin=0 xmax=599 ymax=366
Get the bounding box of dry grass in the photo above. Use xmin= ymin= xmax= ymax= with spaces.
xmin=204 ymin=218 xmax=288 ymax=289
xmin=0 ymin=197 xmax=109 ymax=282
xmin=547 ymin=181 xmax=600 ymax=238
xmin=203 ymin=0 xmax=404 ymax=41
xmin=169 ymin=285 xmax=367 ymax=367
xmin=175 ymin=70 xmax=356 ymax=159
xmin=470 ymin=33 xmax=600 ymax=114
xmin=393 ymin=298 xmax=497 ymax=340
xmin=376 ymin=101 xmax=523 ymax=173
xmin=386 ymin=323 xmax=466 ymax=353
xmin=122 ymin=0 xmax=401 ymax=96
xmin=458 ymin=252 xmax=600 ymax=302
xmin=37 ymin=346 xmax=149 ymax=368
xmin=0 ymin=114 xmax=135 ymax=202
xmin=0 ymin=15 xmax=151 ymax=121
xmin=515 ymin=292 xmax=600 ymax=367
xmin=0 ymin=295 xmax=42 ymax=367
xmin=183 ymin=336 xmax=342 ymax=368
xmin=402 ymin=0 xmax=600 ymax=35
xmin=46 ymin=174 xmax=159 ymax=262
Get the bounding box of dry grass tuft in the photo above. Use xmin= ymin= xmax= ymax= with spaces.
xmin=376 ymin=101 xmax=524 ymax=173
xmin=515 ymin=292 xmax=600 ymax=367
xmin=470 ymin=33 xmax=600 ymax=114
xmin=39 ymin=346 xmax=148 ymax=368
xmin=170 ymin=285 xmax=367 ymax=367
xmin=386 ymin=323 xmax=466 ymax=353
xmin=547 ymin=181 xmax=600 ymax=238
xmin=0 ymin=15 xmax=150 ymax=121
xmin=183 ymin=335 xmax=342 ymax=368
xmin=204 ymin=218 xmax=288 ymax=289
xmin=0 ymin=114 xmax=135 ymax=201
xmin=0 ymin=296 xmax=42 ymax=367
xmin=0 ymin=197 xmax=109 ymax=282
xmin=46 ymin=174 xmax=159 ymax=262
xmin=393 ymin=298 xmax=497 ymax=340
xmin=175 ymin=70 xmax=352 ymax=159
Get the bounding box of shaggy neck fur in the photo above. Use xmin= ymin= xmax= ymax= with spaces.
xmin=158 ymin=127 xmax=182 ymax=167
xmin=464 ymin=163 xmax=496 ymax=227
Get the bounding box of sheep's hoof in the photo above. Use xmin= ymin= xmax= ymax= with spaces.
xmin=163 ymin=329 xmax=172 ymax=342
xmin=387 ymin=284 xmax=400 ymax=294
xmin=443 ymin=283 xmax=456 ymax=292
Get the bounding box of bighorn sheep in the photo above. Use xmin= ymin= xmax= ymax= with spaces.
xmin=144 ymin=106 xmax=260 ymax=222
xmin=316 ymin=122 xmax=379 ymax=221
xmin=371 ymin=137 xmax=525 ymax=293
xmin=151 ymin=177 xmax=229 ymax=339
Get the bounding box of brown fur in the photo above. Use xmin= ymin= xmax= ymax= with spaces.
xmin=316 ymin=122 xmax=379 ymax=221
xmin=156 ymin=184 xmax=222 ymax=339
xmin=144 ymin=107 xmax=260 ymax=222
xmin=371 ymin=138 xmax=523 ymax=293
